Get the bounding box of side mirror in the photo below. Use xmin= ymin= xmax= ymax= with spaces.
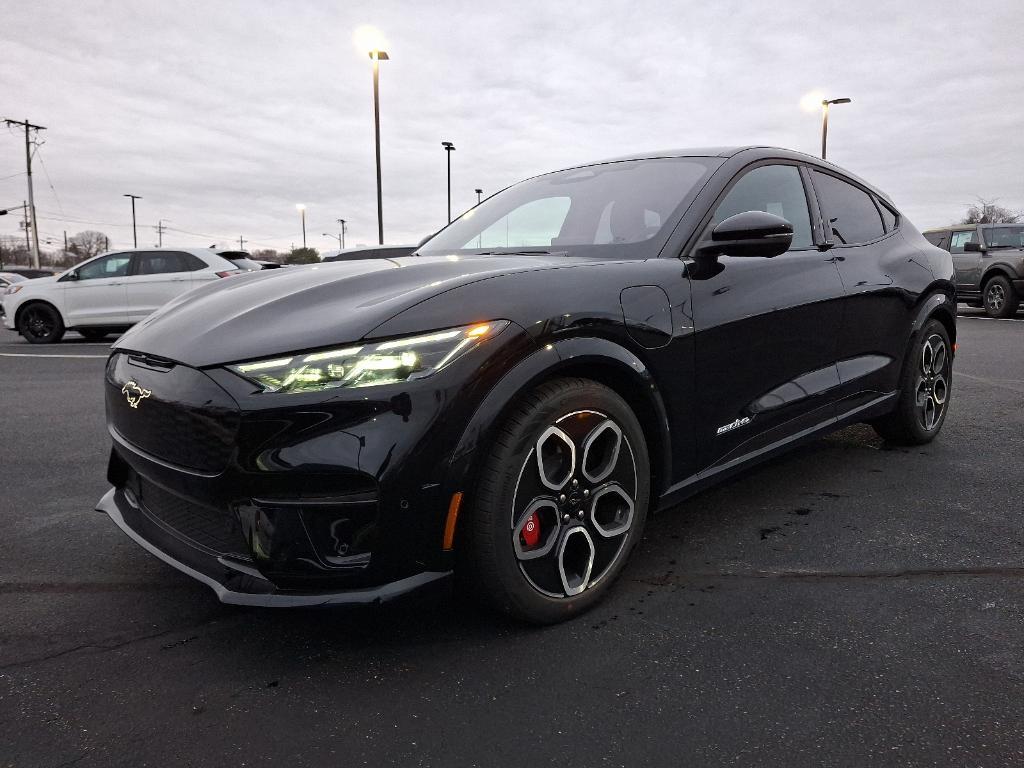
xmin=963 ymin=241 xmax=985 ymax=252
xmin=698 ymin=211 xmax=794 ymax=258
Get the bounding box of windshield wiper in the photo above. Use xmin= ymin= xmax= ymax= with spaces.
xmin=475 ymin=249 xmax=555 ymax=256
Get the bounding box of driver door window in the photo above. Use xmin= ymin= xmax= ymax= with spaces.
xmin=949 ymin=230 xmax=978 ymax=254
xmin=708 ymin=164 xmax=814 ymax=250
xmin=77 ymin=253 xmax=131 ymax=280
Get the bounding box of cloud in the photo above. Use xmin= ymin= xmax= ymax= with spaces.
xmin=2 ymin=0 xmax=1021 ymax=253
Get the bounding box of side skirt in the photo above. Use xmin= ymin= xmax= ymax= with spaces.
xmin=653 ymin=391 xmax=897 ymax=513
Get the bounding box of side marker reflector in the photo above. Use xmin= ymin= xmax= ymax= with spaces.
xmin=443 ymin=492 xmax=463 ymax=551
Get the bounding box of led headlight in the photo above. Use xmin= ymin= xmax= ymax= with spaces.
xmin=5 ymin=285 xmax=23 ymax=295
xmin=227 ymin=321 xmax=509 ymax=393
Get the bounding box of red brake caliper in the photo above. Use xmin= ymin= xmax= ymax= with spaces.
xmin=522 ymin=511 xmax=541 ymax=548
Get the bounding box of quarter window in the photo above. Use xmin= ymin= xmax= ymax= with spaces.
xmin=811 ymin=171 xmax=885 ymax=245
xmin=709 ymin=164 xmax=813 ymax=249
xmin=877 ymin=199 xmax=899 ymax=232
xmin=77 ymin=253 xmax=131 ymax=280
xmin=949 ymin=230 xmax=978 ymax=253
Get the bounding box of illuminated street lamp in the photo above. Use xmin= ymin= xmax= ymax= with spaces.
xmin=820 ymin=97 xmax=852 ymax=160
xmin=296 ymin=204 xmax=307 ymax=248
xmin=355 ymin=26 xmax=390 ymax=245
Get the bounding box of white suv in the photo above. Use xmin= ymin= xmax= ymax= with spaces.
xmin=1 ymin=248 xmax=260 ymax=343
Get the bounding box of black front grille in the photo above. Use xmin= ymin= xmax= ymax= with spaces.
xmin=106 ymin=352 xmax=240 ymax=473
xmin=139 ymin=479 xmax=249 ymax=558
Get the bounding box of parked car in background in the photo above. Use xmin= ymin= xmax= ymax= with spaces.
xmin=4 ymin=267 xmax=55 ymax=279
xmin=0 ymin=272 xmax=27 ymax=290
xmin=923 ymin=223 xmax=1024 ymax=317
xmin=96 ymin=146 xmax=955 ymax=623
xmin=2 ymin=248 xmax=259 ymax=343
xmin=253 ymin=260 xmax=286 ymax=269
xmin=0 ymin=272 xmax=27 ymax=321
xmin=322 ymin=245 xmax=417 ymax=262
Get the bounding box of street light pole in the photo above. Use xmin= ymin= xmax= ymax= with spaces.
xmin=296 ymin=204 xmax=306 ymax=249
xmin=124 ymin=194 xmax=142 ymax=247
xmin=337 ymin=218 xmax=347 ymax=249
xmin=820 ymin=97 xmax=851 ymax=160
xmin=370 ymin=49 xmax=389 ymax=245
xmin=441 ymin=142 xmax=456 ymax=223
xmin=475 ymin=188 xmax=482 ymax=205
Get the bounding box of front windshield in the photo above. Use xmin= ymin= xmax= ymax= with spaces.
xmin=418 ymin=157 xmax=720 ymax=258
xmin=984 ymin=226 xmax=1024 ymax=248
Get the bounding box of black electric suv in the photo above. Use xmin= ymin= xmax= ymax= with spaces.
xmin=97 ymin=147 xmax=955 ymax=623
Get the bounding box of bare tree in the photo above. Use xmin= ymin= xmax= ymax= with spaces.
xmin=961 ymin=198 xmax=1022 ymax=225
xmin=68 ymin=230 xmax=110 ymax=259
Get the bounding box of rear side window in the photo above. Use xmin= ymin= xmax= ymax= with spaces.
xmin=78 ymin=253 xmax=131 ymax=280
xmin=134 ymin=252 xmax=186 ymax=275
xmin=949 ymin=230 xmax=979 ymax=253
xmin=812 ymin=171 xmax=885 ymax=245
xmin=709 ymin=164 xmax=814 ymax=249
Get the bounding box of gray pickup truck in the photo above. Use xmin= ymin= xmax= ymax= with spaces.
xmin=923 ymin=224 xmax=1024 ymax=317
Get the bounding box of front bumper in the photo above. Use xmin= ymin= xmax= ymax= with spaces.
xmin=97 ymin=486 xmax=450 ymax=607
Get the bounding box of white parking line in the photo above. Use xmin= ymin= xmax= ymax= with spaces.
xmin=0 ymin=352 xmax=107 ymax=359
xmin=957 ymin=316 xmax=1024 ymax=322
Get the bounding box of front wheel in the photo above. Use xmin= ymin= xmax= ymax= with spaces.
xmin=872 ymin=319 xmax=952 ymax=445
xmin=462 ymin=378 xmax=650 ymax=624
xmin=18 ymin=303 xmax=65 ymax=344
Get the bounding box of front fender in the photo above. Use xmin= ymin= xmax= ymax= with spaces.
xmin=443 ymin=335 xmax=672 ymax=511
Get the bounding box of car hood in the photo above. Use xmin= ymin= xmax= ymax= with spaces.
xmin=114 ymin=254 xmax=581 ymax=367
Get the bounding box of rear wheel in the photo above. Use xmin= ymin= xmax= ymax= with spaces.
xmin=18 ymin=303 xmax=65 ymax=344
xmin=872 ymin=319 xmax=951 ymax=445
xmin=983 ymin=275 xmax=1019 ymax=318
xmin=462 ymin=378 xmax=650 ymax=624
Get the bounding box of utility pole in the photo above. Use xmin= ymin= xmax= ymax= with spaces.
xmin=337 ymin=218 xmax=347 ymax=249
xmin=155 ymin=219 xmax=167 ymax=247
xmin=4 ymin=118 xmax=45 ymax=269
xmin=475 ymin=188 xmax=483 ymax=205
xmin=239 ymin=236 xmax=247 ymax=251
xmin=124 ymin=194 xmax=142 ymax=247
xmin=63 ymin=230 xmax=67 ymax=253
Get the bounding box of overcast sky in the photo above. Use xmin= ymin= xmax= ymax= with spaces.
xmin=2 ymin=0 xmax=1021 ymax=254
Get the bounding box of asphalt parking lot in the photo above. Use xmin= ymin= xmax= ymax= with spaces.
xmin=2 ymin=310 xmax=1023 ymax=768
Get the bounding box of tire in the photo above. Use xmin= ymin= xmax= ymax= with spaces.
xmin=461 ymin=377 xmax=650 ymax=624
xmin=78 ymin=328 xmax=109 ymax=341
xmin=872 ymin=319 xmax=952 ymax=445
xmin=17 ymin=302 xmax=65 ymax=344
xmin=982 ymin=275 xmax=1019 ymax=318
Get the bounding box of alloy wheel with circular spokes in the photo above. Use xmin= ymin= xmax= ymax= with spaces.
xmin=987 ymin=283 xmax=1006 ymax=313
xmin=915 ymin=333 xmax=949 ymax=431
xmin=510 ymin=410 xmax=637 ymax=598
